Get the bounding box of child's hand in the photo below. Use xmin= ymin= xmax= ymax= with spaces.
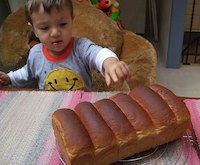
xmin=103 ymin=57 xmax=131 ymax=86
xmin=0 ymin=71 xmax=11 ymax=86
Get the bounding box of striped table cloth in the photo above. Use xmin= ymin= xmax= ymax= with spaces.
xmin=0 ymin=90 xmax=199 ymax=165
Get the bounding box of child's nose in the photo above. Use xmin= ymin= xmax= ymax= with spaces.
xmin=50 ymin=28 xmax=60 ymax=37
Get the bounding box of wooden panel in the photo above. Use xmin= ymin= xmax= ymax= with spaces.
xmin=185 ymin=0 xmax=200 ymax=32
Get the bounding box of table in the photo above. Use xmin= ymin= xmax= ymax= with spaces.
xmin=0 ymin=89 xmax=199 ymax=164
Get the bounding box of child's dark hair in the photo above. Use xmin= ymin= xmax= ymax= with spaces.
xmin=25 ymin=0 xmax=73 ymax=23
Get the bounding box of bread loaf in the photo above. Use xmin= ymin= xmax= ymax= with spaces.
xmin=52 ymin=84 xmax=192 ymax=165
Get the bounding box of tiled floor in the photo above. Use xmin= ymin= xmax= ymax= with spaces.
xmin=156 ymin=56 xmax=200 ymax=98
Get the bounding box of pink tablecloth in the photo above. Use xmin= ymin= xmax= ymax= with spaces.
xmin=0 ymin=91 xmax=199 ymax=165
xmin=184 ymin=99 xmax=200 ymax=150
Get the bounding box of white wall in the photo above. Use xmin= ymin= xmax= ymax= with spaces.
xmin=8 ymin=0 xmax=26 ymax=13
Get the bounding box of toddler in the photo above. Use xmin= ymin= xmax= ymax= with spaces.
xmin=0 ymin=0 xmax=131 ymax=91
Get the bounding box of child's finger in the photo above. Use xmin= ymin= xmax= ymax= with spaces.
xmin=115 ymin=68 xmax=125 ymax=81
xmin=105 ymin=72 xmax=111 ymax=86
xmin=122 ymin=64 xmax=131 ymax=79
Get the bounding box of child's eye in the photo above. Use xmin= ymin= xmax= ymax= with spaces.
xmin=60 ymin=23 xmax=67 ymax=27
xmin=40 ymin=27 xmax=49 ymax=31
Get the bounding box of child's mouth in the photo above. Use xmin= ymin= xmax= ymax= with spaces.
xmin=52 ymin=40 xmax=62 ymax=45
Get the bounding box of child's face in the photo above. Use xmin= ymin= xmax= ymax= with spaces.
xmin=30 ymin=5 xmax=73 ymax=56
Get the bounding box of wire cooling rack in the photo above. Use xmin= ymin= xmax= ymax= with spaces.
xmin=56 ymin=130 xmax=197 ymax=165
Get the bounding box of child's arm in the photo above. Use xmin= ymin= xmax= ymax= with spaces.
xmin=103 ymin=57 xmax=131 ymax=86
xmin=0 ymin=65 xmax=34 ymax=88
xmin=0 ymin=71 xmax=11 ymax=86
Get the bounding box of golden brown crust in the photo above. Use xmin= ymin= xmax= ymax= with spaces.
xmin=150 ymin=84 xmax=191 ymax=124
xmin=93 ymin=99 xmax=137 ymax=159
xmin=75 ymin=102 xmax=116 ymax=148
xmin=110 ymin=93 xmax=153 ymax=130
xmin=93 ymin=99 xmax=136 ymax=141
xmin=74 ymin=102 xmax=118 ymax=164
xmin=52 ymin=85 xmax=191 ymax=165
xmin=52 ymin=109 xmax=95 ymax=165
xmin=129 ymin=86 xmax=177 ymax=127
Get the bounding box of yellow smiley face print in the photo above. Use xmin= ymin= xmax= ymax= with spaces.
xmin=44 ymin=68 xmax=84 ymax=91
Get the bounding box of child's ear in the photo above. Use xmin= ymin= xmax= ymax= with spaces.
xmin=28 ymin=22 xmax=38 ymax=37
xmin=28 ymin=22 xmax=34 ymax=32
xmin=28 ymin=22 xmax=33 ymax=29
